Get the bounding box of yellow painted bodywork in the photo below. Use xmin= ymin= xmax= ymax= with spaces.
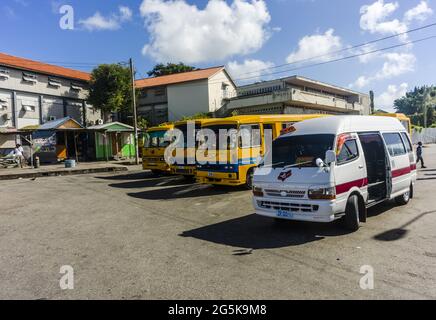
xmin=142 ymin=124 xmax=174 ymax=172
xmin=196 ymin=114 xmax=329 ymax=186
xmin=374 ymin=113 xmax=412 ymax=135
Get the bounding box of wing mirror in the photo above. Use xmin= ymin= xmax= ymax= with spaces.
xmin=325 ymin=150 xmax=336 ymax=165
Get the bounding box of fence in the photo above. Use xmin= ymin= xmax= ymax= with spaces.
xmin=412 ymin=128 xmax=436 ymax=144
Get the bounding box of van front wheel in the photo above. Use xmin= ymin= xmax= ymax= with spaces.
xmin=343 ymin=195 xmax=360 ymax=232
xmin=246 ymin=169 xmax=254 ymax=190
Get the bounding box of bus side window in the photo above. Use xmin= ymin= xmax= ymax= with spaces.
xmin=263 ymin=124 xmax=275 ymax=140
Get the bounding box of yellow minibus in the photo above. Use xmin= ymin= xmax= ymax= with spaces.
xmin=196 ymin=114 xmax=328 ymax=188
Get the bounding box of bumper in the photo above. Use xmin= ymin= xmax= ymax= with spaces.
xmin=253 ymin=196 xmax=340 ymax=223
xmin=196 ymin=171 xmax=241 ymax=186
xmin=142 ymin=160 xmax=169 ymax=172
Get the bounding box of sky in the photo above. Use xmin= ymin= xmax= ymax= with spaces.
xmin=1 ymin=0 xmax=436 ymax=111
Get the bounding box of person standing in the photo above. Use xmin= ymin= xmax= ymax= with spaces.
xmin=416 ymin=142 xmax=427 ymax=169
xmin=13 ymin=144 xmax=25 ymax=168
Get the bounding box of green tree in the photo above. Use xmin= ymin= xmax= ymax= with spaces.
xmin=394 ymin=85 xmax=436 ymax=115
xmin=87 ymin=64 xmax=132 ymax=121
xmin=137 ymin=116 xmax=149 ymax=130
xmin=147 ymin=63 xmax=197 ymax=77
xmin=181 ymin=113 xmax=211 ymax=121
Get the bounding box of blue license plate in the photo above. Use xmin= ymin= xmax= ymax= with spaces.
xmin=277 ymin=210 xmax=294 ymax=219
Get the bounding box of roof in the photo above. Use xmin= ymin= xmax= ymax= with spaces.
xmin=0 ymin=52 xmax=90 ymax=82
xmin=88 ymin=121 xmax=134 ymax=132
xmin=135 ymin=66 xmax=225 ymax=89
xmin=281 ymin=116 xmax=405 ymax=137
xmin=202 ymin=114 xmax=329 ymax=127
xmin=38 ymin=117 xmax=84 ymax=130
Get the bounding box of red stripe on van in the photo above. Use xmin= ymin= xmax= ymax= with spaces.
xmin=336 ymin=178 xmax=368 ymax=195
xmin=410 ymin=163 xmax=417 ymax=171
xmin=392 ymin=167 xmax=412 ymax=178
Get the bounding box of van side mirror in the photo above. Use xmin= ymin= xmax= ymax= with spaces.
xmin=325 ymin=150 xmax=336 ymax=165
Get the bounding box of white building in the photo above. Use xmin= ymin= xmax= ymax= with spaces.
xmin=221 ymin=76 xmax=371 ymax=116
xmin=136 ymin=67 xmax=236 ymax=125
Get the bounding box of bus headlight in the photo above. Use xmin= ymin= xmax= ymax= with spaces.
xmin=253 ymin=186 xmax=264 ymax=197
xmin=308 ymin=186 xmax=336 ymax=200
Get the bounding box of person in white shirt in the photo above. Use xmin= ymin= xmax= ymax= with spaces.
xmin=14 ymin=144 xmax=25 ymax=168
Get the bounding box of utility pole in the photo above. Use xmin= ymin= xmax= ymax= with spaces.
xmin=129 ymin=58 xmax=140 ymax=165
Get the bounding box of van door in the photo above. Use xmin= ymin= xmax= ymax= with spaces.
xmin=335 ymin=134 xmax=367 ymax=203
xmin=382 ymin=132 xmax=410 ymax=197
xmin=358 ymin=133 xmax=389 ymax=201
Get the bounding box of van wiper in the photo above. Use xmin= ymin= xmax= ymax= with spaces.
xmin=283 ymin=161 xmax=313 ymax=169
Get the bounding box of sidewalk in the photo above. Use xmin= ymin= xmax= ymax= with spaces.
xmin=0 ymin=161 xmax=142 ymax=181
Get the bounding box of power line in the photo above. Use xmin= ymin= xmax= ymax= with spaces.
xmin=233 ymin=34 xmax=436 ymax=82
xmin=234 ymin=22 xmax=436 ymax=77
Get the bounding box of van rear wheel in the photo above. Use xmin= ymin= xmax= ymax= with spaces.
xmin=343 ymin=195 xmax=360 ymax=232
xmin=395 ymin=184 xmax=412 ymax=205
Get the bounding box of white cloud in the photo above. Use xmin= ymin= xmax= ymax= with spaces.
xmin=286 ymin=29 xmax=342 ymax=63
xmin=360 ymin=0 xmax=408 ymax=40
xmin=351 ymin=52 xmax=415 ymax=88
xmin=227 ymin=59 xmax=274 ymax=83
xmin=376 ymin=83 xmax=408 ymax=111
xmin=405 ymin=1 xmax=433 ymax=22
xmin=360 ymin=0 xmax=433 ymax=41
xmin=140 ymin=0 xmax=271 ymax=63
xmin=79 ymin=6 xmax=133 ymax=31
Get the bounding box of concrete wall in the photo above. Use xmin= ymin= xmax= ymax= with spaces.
xmin=0 ymin=65 xmax=93 ymax=128
xmin=0 ymin=134 xmax=15 ymax=149
xmin=208 ymin=71 xmax=235 ymax=112
xmin=167 ymin=80 xmax=209 ymax=121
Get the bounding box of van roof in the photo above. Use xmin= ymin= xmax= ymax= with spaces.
xmin=281 ymin=116 xmax=407 ymax=137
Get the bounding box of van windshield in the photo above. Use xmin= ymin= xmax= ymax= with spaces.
xmin=145 ymin=130 xmax=170 ymax=148
xmin=264 ymin=134 xmax=335 ymax=168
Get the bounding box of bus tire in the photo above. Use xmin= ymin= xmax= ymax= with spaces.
xmin=395 ymin=184 xmax=412 ymax=206
xmin=246 ymin=169 xmax=254 ymax=190
xmin=151 ymin=170 xmax=161 ymax=176
xmin=343 ymin=195 xmax=360 ymax=232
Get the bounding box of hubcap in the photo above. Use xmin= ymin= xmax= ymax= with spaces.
xmin=403 ymin=191 xmax=410 ymax=201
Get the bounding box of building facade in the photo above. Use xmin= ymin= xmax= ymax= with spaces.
xmin=0 ymin=53 xmax=101 ymax=131
xmin=135 ymin=67 xmax=236 ymax=126
xmin=221 ymin=76 xmax=370 ymax=116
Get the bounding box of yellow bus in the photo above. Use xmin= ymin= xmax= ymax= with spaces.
xmin=374 ymin=113 xmax=412 ymax=135
xmin=170 ymin=119 xmax=215 ymax=179
xmin=196 ymin=114 xmax=329 ymax=188
xmin=142 ymin=123 xmax=174 ymax=175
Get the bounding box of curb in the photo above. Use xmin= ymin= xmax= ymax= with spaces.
xmin=0 ymin=166 xmax=128 ymax=181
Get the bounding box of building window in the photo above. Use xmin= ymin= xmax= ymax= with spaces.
xmin=48 ymin=78 xmax=62 ymax=88
xmin=71 ymin=83 xmax=83 ymax=91
xmin=22 ymin=104 xmax=36 ymax=112
xmin=154 ymin=87 xmax=166 ymax=96
xmin=22 ymin=72 xmax=37 ymax=84
xmin=0 ymin=69 xmax=10 ymax=80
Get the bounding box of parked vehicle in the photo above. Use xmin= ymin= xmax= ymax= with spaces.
xmin=170 ymin=119 xmax=215 ymax=179
xmin=142 ymin=123 xmax=174 ymax=175
xmin=196 ymin=114 xmax=328 ymax=189
xmin=252 ymin=116 xmax=417 ymax=231
xmin=375 ymin=113 xmax=412 ymax=134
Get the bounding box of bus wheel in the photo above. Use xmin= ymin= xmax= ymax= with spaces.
xmin=246 ymin=169 xmax=254 ymax=190
xmin=343 ymin=195 xmax=360 ymax=231
xmin=395 ymin=184 xmax=412 ymax=205
xmin=151 ymin=170 xmax=161 ymax=176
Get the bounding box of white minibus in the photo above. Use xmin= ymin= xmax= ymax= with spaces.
xmin=252 ymin=116 xmax=417 ymax=231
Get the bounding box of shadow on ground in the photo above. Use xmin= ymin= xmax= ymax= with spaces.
xmin=374 ymin=210 xmax=436 ymax=242
xmin=128 ymin=184 xmax=248 ymax=200
xmin=95 ymin=171 xmax=157 ymax=181
xmin=181 ymin=214 xmax=351 ymax=250
xmin=108 ymin=176 xmax=190 ymax=189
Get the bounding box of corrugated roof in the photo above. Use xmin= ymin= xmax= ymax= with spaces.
xmin=88 ymin=121 xmax=134 ymax=132
xmin=0 ymin=52 xmax=91 ymax=82
xmin=38 ymin=117 xmax=83 ymax=130
xmin=135 ymin=66 xmax=224 ymax=89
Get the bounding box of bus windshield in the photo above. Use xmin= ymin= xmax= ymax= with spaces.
xmin=263 ymin=134 xmax=335 ymax=168
xmin=146 ymin=130 xmax=170 ymax=148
